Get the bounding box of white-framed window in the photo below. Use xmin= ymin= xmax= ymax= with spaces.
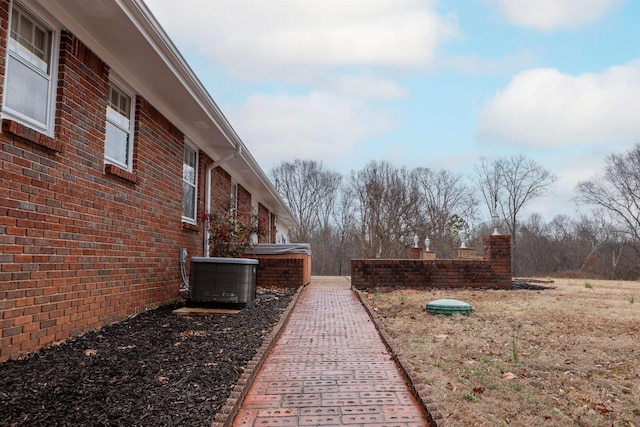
xmin=104 ymin=83 xmax=134 ymax=170
xmin=3 ymin=2 xmax=57 ymax=135
xmin=182 ymin=145 xmax=198 ymax=222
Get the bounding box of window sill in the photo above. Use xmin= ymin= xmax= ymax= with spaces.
xmin=182 ymin=221 xmax=200 ymax=232
xmin=105 ymin=163 xmax=137 ymax=184
xmin=1 ymin=119 xmax=61 ymax=152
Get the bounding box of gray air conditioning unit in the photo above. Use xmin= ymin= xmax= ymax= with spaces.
xmin=189 ymin=257 xmax=258 ymax=308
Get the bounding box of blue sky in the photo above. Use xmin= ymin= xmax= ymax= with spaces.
xmin=145 ymin=0 xmax=639 ymax=221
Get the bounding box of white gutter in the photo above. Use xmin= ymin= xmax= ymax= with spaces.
xmin=203 ymin=145 xmax=242 ymax=256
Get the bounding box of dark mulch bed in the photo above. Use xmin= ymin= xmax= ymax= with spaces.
xmin=362 ymin=280 xmax=556 ymax=294
xmin=0 ymin=288 xmax=295 ymax=427
xmin=511 ymin=280 xmax=556 ymax=291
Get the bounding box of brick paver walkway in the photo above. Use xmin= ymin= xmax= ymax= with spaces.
xmin=231 ymin=276 xmax=428 ymax=426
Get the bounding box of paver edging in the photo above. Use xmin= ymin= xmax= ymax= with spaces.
xmin=210 ymin=285 xmax=305 ymax=427
xmin=352 ymin=285 xmax=447 ymax=427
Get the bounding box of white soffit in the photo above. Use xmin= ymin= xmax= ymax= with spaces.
xmin=30 ymin=0 xmax=298 ymax=227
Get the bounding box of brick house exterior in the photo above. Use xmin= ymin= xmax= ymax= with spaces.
xmin=0 ymin=0 xmax=297 ymax=362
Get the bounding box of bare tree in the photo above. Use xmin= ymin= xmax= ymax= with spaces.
xmin=414 ymin=168 xmax=478 ymax=257
xmin=514 ymin=210 xmax=639 ymax=279
xmin=349 ymin=161 xmax=422 ymax=258
xmin=270 ymin=159 xmax=342 ymax=244
xmin=473 ymin=154 xmax=557 ymax=275
xmin=516 ymin=213 xmax=554 ymax=275
xmin=473 ymin=157 xmax=503 ymax=221
xmin=576 ymin=144 xmax=640 ymax=246
xmin=574 ymin=212 xmax=617 ymax=276
xmin=547 ymin=214 xmax=574 ymax=242
xmin=332 ymin=186 xmax=359 ymax=275
xmin=500 ymin=154 xmax=557 ymax=242
xmin=547 ymin=214 xmax=583 ymax=273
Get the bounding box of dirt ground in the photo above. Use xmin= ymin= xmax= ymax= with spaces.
xmin=363 ymin=279 xmax=640 ymax=427
xmin=0 ymin=288 xmax=295 ymax=427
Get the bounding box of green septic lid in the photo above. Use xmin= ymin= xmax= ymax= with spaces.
xmin=426 ymin=299 xmax=473 ymax=315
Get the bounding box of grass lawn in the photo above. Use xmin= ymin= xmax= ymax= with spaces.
xmin=363 ymin=278 xmax=639 ymax=427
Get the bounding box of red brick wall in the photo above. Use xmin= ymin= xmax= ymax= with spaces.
xmin=0 ymin=0 xmax=7 ymax=105
xmin=0 ymin=25 xmax=208 ymax=362
xmin=209 ymin=167 xmax=232 ymax=212
xmin=237 ymin=184 xmax=251 ymax=223
xmin=258 ymin=203 xmax=270 ymax=243
xmin=245 ymin=254 xmax=312 ymax=289
xmin=351 ymin=235 xmax=512 ymax=289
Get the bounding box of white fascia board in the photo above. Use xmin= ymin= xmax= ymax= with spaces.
xmin=120 ymin=0 xmax=241 ymax=148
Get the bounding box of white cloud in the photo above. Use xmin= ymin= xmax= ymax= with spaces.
xmin=440 ymin=51 xmax=535 ymax=75
xmin=146 ymin=0 xmax=460 ymax=81
xmin=227 ymin=91 xmax=395 ymax=168
xmin=329 ymin=74 xmax=406 ymax=99
xmin=476 ymin=61 xmax=640 ymax=148
xmin=488 ymin=0 xmax=622 ymax=32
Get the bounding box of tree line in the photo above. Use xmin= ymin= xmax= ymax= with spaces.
xmin=270 ymin=144 xmax=640 ymax=280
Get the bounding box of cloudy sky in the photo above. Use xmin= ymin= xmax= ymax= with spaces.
xmin=145 ymin=0 xmax=639 ymax=221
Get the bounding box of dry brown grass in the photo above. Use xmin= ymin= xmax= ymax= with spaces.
xmin=362 ymin=279 xmax=640 ymax=427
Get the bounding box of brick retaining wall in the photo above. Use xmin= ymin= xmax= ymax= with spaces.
xmin=351 ymin=235 xmax=511 ymax=289
xmin=245 ymin=254 xmax=312 ymax=289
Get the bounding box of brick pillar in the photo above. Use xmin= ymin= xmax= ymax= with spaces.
xmin=410 ymin=247 xmax=422 ymax=259
xmin=483 ymin=235 xmax=512 ymax=288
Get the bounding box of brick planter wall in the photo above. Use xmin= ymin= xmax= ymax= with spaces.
xmin=351 ymin=235 xmax=512 ymax=289
xmin=245 ymin=254 xmax=312 ymax=289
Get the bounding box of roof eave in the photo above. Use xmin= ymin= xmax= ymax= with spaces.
xmin=32 ymin=0 xmax=299 ymax=228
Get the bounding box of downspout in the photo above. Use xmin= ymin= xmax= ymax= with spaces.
xmin=204 ymin=145 xmax=242 ymax=256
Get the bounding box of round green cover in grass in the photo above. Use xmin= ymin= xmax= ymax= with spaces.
xmin=426 ymin=299 xmax=473 ymax=315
